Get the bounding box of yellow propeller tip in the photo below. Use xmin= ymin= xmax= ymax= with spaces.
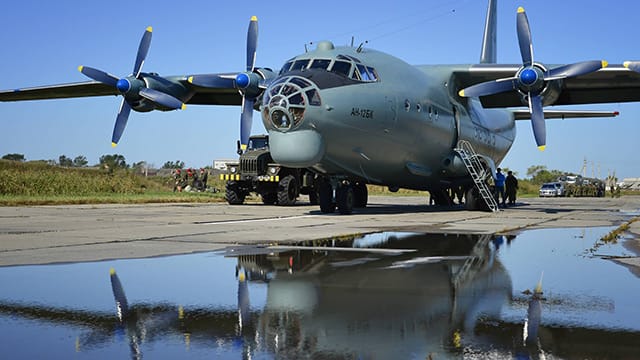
xmin=537 ymin=145 xmax=546 ymax=151
xmin=517 ymin=6 xmax=525 ymax=13
xmin=239 ymin=271 xmax=246 ymax=282
xmin=187 ymin=76 xmax=193 ymax=83
xmin=623 ymin=61 xmax=631 ymax=68
xmin=240 ymin=144 xmax=248 ymax=150
xmin=110 ymin=268 xmax=116 ymax=275
xmin=146 ymin=26 xmax=153 ymax=32
xmin=601 ymin=60 xmax=609 ymax=68
xmin=78 ymin=65 xmax=84 ymax=72
xmin=250 ymin=15 xmax=258 ymax=21
xmin=181 ymin=103 xmax=187 ymax=110
xmin=458 ymin=90 xmax=465 ymax=97
xmin=111 ymin=142 xmax=117 ymax=148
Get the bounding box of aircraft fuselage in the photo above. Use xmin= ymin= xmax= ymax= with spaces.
xmin=262 ymin=42 xmax=516 ymax=191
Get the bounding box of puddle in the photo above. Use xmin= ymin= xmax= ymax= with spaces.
xmin=0 ymin=229 xmax=639 ymax=359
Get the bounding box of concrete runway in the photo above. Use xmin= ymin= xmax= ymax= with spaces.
xmin=1 ymin=195 xmax=640 ymax=267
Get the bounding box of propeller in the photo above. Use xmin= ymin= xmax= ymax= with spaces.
xmin=78 ymin=27 xmax=186 ymax=147
xmin=188 ymin=16 xmax=262 ymax=154
xmin=109 ymin=268 xmax=129 ymax=322
xmin=458 ymin=7 xmax=607 ymax=151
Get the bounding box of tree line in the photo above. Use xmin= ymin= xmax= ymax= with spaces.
xmin=2 ymin=153 xmax=188 ymax=171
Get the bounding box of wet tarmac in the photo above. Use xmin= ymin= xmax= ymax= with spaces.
xmin=1 ymin=228 xmax=639 ymax=359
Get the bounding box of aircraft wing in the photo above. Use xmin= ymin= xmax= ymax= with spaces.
xmin=0 ymin=74 xmax=242 ymax=106
xmin=0 ymin=81 xmax=118 ymax=101
xmin=454 ymin=64 xmax=640 ymax=108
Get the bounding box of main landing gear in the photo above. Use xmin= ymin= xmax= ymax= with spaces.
xmin=317 ymin=178 xmax=368 ymax=215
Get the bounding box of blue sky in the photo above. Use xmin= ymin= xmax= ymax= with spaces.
xmin=0 ymin=0 xmax=638 ymax=180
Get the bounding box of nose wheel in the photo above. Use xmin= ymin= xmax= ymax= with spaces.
xmin=317 ymin=178 xmax=368 ymax=215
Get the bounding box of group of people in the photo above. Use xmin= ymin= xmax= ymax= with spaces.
xmin=494 ymin=167 xmax=518 ymax=207
xmin=172 ymin=168 xmax=209 ymax=192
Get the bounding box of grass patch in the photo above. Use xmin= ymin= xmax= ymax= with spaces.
xmin=0 ymin=160 xmax=224 ymax=206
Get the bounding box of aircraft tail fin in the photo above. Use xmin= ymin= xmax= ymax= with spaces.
xmin=480 ymin=0 xmax=497 ymax=64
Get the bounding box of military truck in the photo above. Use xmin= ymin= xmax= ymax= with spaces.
xmin=220 ymin=135 xmax=318 ymax=205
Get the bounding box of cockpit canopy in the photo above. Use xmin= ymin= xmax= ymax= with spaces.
xmin=279 ymin=54 xmax=379 ymax=83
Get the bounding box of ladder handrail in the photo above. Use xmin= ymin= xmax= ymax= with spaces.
xmin=454 ymin=140 xmax=499 ymax=212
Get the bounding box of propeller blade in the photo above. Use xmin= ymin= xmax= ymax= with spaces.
xmin=187 ymin=74 xmax=236 ymax=88
xmin=528 ymin=93 xmax=546 ymax=150
xmin=112 ymin=99 xmax=132 ymax=146
xmin=237 ymin=269 xmax=250 ymax=329
xmin=133 ymin=27 xmax=153 ymax=77
xmin=109 ymin=268 xmax=130 ymax=322
xmin=458 ymin=77 xmax=518 ymax=97
xmin=544 ymin=60 xmax=607 ymax=81
xmin=623 ymin=61 xmax=640 ymax=73
xmin=240 ymin=97 xmax=254 ymax=153
xmin=246 ymin=16 xmax=258 ymax=72
xmin=78 ymin=66 xmax=119 ymax=87
xmin=139 ymin=88 xmax=186 ymax=110
xmin=516 ymin=7 xmax=534 ymax=67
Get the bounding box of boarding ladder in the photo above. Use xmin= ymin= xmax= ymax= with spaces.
xmin=451 ymin=234 xmax=493 ymax=290
xmin=454 ymin=140 xmax=499 ymax=212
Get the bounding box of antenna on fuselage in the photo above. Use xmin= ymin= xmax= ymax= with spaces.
xmin=351 ymin=36 xmax=354 ymax=47
xmin=356 ymin=40 xmax=368 ymax=53
xmin=480 ymin=0 xmax=497 ymax=63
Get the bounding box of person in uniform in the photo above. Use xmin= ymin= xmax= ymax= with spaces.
xmin=495 ymin=168 xmax=506 ymax=206
xmin=505 ymin=170 xmax=518 ymax=206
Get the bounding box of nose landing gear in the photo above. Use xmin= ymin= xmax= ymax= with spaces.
xmin=317 ymin=178 xmax=368 ymax=215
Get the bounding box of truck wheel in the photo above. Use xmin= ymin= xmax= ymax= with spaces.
xmin=225 ymin=181 xmax=246 ymax=205
xmin=336 ymin=183 xmax=354 ymax=215
xmin=261 ymin=192 xmax=277 ymax=205
xmin=318 ymin=180 xmax=335 ymax=213
xmin=353 ymin=181 xmax=368 ymax=208
xmin=277 ymin=175 xmax=297 ymax=206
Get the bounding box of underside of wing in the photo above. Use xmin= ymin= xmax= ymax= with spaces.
xmin=511 ymin=109 xmax=619 ymax=120
xmin=0 ymin=81 xmax=118 ymax=101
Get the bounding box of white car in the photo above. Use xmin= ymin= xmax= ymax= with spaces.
xmin=539 ymin=182 xmax=565 ymax=197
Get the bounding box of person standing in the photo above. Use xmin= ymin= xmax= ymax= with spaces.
xmin=495 ymin=168 xmax=506 ymax=206
xmin=505 ymin=170 xmax=518 ymax=206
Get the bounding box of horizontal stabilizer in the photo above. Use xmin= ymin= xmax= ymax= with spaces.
xmin=511 ymin=109 xmax=619 ymax=121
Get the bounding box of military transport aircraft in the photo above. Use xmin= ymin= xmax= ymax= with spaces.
xmin=2 ymin=0 xmax=640 ymax=214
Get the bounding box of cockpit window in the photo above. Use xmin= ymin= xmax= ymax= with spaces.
xmin=290 ymin=59 xmax=310 ymax=71
xmin=279 ymin=61 xmax=293 ymax=74
xmin=330 ymin=60 xmax=351 ymax=76
xmin=278 ymin=55 xmax=378 ymax=82
xmin=354 ymin=64 xmax=378 ymax=82
xmin=309 ymin=59 xmax=331 ymax=70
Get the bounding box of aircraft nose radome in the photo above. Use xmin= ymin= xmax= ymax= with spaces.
xmin=269 ymin=130 xmax=325 ymax=167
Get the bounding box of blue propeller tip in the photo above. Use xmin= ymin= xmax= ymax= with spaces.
xmin=116 ymin=78 xmax=131 ymax=93
xmin=236 ymin=73 xmax=250 ymax=89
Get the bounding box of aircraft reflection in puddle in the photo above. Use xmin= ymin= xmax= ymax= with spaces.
xmin=230 ymin=233 xmax=513 ymax=358
xmin=1 ymin=232 xmax=637 ymax=359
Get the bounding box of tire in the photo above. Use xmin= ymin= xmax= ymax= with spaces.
xmin=261 ymin=192 xmax=277 ymax=205
xmin=336 ymin=183 xmax=354 ymax=215
xmin=277 ymin=175 xmax=297 ymax=206
xmin=308 ymin=189 xmax=319 ymax=205
xmin=353 ymin=181 xmax=368 ymax=208
xmin=225 ymin=181 xmax=246 ymax=205
xmin=318 ymin=180 xmax=335 ymax=213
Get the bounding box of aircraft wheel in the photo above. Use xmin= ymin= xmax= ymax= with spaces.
xmin=308 ymin=188 xmax=319 ymax=205
xmin=225 ymin=181 xmax=246 ymax=205
xmin=353 ymin=181 xmax=368 ymax=208
xmin=336 ymin=183 xmax=354 ymax=215
xmin=318 ymin=179 xmax=335 ymax=213
xmin=277 ymin=175 xmax=297 ymax=206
